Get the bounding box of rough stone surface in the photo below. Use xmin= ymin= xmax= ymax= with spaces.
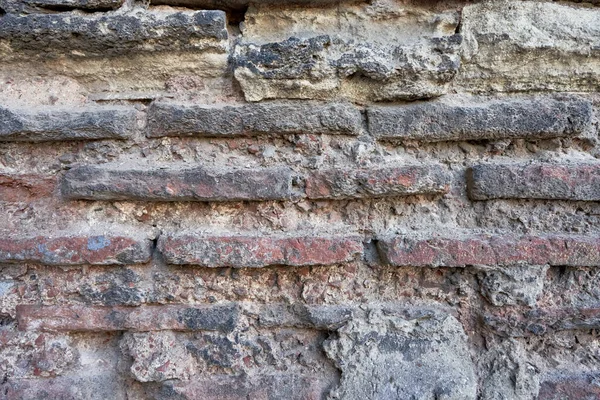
xmin=0 ymin=106 xmax=137 ymax=142
xmin=324 ymin=306 xmax=477 ymax=400
xmin=147 ymin=101 xmax=362 ymax=138
xmin=458 ymin=1 xmax=600 ymax=93
xmin=17 ymin=304 xmax=240 ymax=332
xmin=538 ymin=373 xmax=600 ymax=400
xmin=0 ymin=9 xmax=227 ymax=58
xmin=305 ymin=165 xmax=450 ymax=199
xmin=151 ymin=0 xmax=365 ymax=11
xmin=159 ymin=234 xmax=363 ymax=267
xmin=377 ymin=233 xmax=600 ymax=267
xmin=368 ymin=97 xmax=592 ymax=142
xmin=61 ymin=165 xmax=297 ymax=202
xmin=0 ymin=0 xmax=124 ymax=13
xmin=476 ymin=265 xmax=549 ymax=307
xmin=468 ymin=162 xmax=600 ymax=201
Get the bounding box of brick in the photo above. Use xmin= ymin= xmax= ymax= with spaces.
xmin=0 ymin=234 xmax=152 ymax=265
xmin=151 ymin=0 xmax=363 ymax=11
xmin=156 ymin=374 xmax=333 ymax=400
xmin=304 ymin=165 xmax=450 ymax=199
xmin=0 ymin=106 xmax=137 ymax=142
xmin=0 ymin=9 xmax=227 ymax=57
xmin=468 ymin=162 xmax=600 ymax=201
xmin=0 ymin=173 xmax=56 ymax=202
xmin=538 ymin=373 xmax=600 ymax=400
xmin=484 ymin=308 xmax=600 ymax=337
xmin=458 ymin=1 xmax=600 ymax=93
xmin=368 ymin=97 xmax=592 ymax=142
xmin=146 ymin=101 xmax=361 ymax=138
xmin=159 ymin=234 xmax=363 ymax=267
xmin=259 ymin=304 xmax=353 ymax=329
xmin=1 ymin=376 xmax=125 ymax=400
xmin=0 ymin=0 xmax=124 ymax=13
xmin=377 ymin=233 xmax=600 ymax=268
xmin=17 ymin=303 xmax=239 ymax=333
xmin=61 ymin=165 xmax=296 ymax=202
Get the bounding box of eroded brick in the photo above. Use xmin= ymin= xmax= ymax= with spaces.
xmin=61 ymin=165 xmax=296 ymax=202
xmin=538 ymin=373 xmax=600 ymax=400
xmin=377 ymin=233 xmax=600 ymax=267
xmin=484 ymin=308 xmax=600 ymax=337
xmin=147 ymin=101 xmax=361 ymax=138
xmin=468 ymin=162 xmax=600 ymax=201
xmin=0 ymin=173 xmax=56 ymax=202
xmin=17 ymin=303 xmax=239 ymax=333
xmin=159 ymin=234 xmax=363 ymax=267
xmin=0 ymin=9 xmax=227 ymax=57
xmin=305 ymin=165 xmax=450 ymax=199
xmin=0 ymin=106 xmax=137 ymax=142
xmin=368 ymin=97 xmax=592 ymax=142
xmin=0 ymin=234 xmax=152 ymax=265
xmin=0 ymin=0 xmax=124 ymax=13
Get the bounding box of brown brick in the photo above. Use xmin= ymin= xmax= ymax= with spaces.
xmin=61 ymin=165 xmax=297 ymax=202
xmin=538 ymin=373 xmax=600 ymax=400
xmin=159 ymin=234 xmax=363 ymax=267
xmin=468 ymin=162 xmax=600 ymax=201
xmin=17 ymin=303 xmax=239 ymax=333
xmin=147 ymin=101 xmax=361 ymax=138
xmin=484 ymin=308 xmax=600 ymax=337
xmin=0 ymin=106 xmax=137 ymax=142
xmin=0 ymin=234 xmax=152 ymax=266
xmin=0 ymin=173 xmax=56 ymax=202
xmin=305 ymin=165 xmax=450 ymax=199
xmin=377 ymin=233 xmax=600 ymax=267
xmin=368 ymin=97 xmax=592 ymax=142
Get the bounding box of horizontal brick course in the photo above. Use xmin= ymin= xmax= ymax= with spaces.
xmin=484 ymin=307 xmax=600 ymax=337
xmin=17 ymin=303 xmax=239 ymax=332
xmin=147 ymin=101 xmax=361 ymax=138
xmin=0 ymin=234 xmax=152 ymax=265
xmin=305 ymin=165 xmax=450 ymax=199
xmin=0 ymin=173 xmax=56 ymax=202
xmin=0 ymin=106 xmax=137 ymax=142
xmin=0 ymin=9 xmax=227 ymax=57
xmin=1 ymin=0 xmax=124 ymax=13
xmin=159 ymin=234 xmax=363 ymax=267
xmin=468 ymin=162 xmax=600 ymax=201
xmin=61 ymin=165 xmax=296 ymax=202
xmin=377 ymin=233 xmax=600 ymax=267
xmin=367 ymin=97 xmax=592 ymax=142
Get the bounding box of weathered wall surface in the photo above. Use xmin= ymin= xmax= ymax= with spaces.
xmin=0 ymin=0 xmax=599 ymax=398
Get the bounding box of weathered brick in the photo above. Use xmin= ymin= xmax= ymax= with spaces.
xmin=377 ymin=233 xmax=600 ymax=268
xmin=0 ymin=0 xmax=124 ymax=13
xmin=538 ymin=373 xmax=600 ymax=400
xmin=156 ymin=374 xmax=333 ymax=400
xmin=152 ymin=0 xmax=362 ymax=11
xmin=368 ymin=97 xmax=592 ymax=142
xmin=17 ymin=303 xmax=239 ymax=333
xmin=484 ymin=307 xmax=600 ymax=337
xmin=304 ymin=165 xmax=450 ymax=199
xmin=0 ymin=9 xmax=227 ymax=57
xmin=61 ymin=165 xmax=296 ymax=202
xmin=458 ymin=1 xmax=600 ymax=93
xmin=1 ymin=376 xmax=125 ymax=400
xmin=0 ymin=173 xmax=56 ymax=202
xmin=146 ymin=101 xmax=361 ymax=138
xmin=159 ymin=234 xmax=363 ymax=267
xmin=0 ymin=234 xmax=152 ymax=265
xmin=258 ymin=304 xmax=353 ymax=330
xmin=0 ymin=106 xmax=137 ymax=142
xmin=468 ymin=162 xmax=600 ymax=201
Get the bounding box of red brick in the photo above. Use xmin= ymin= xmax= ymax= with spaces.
xmin=377 ymin=233 xmax=600 ymax=267
xmin=0 ymin=173 xmax=56 ymax=202
xmin=0 ymin=234 xmax=152 ymax=265
xmin=61 ymin=165 xmax=297 ymax=202
xmin=305 ymin=165 xmax=450 ymax=199
xmin=468 ymin=162 xmax=600 ymax=201
xmin=159 ymin=234 xmax=364 ymax=267
xmin=484 ymin=307 xmax=600 ymax=337
xmin=17 ymin=303 xmax=239 ymax=333
xmin=538 ymin=373 xmax=600 ymax=400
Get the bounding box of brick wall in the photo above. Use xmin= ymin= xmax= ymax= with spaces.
xmin=0 ymin=0 xmax=599 ymax=398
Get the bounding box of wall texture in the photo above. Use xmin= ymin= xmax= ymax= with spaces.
xmin=0 ymin=0 xmax=599 ymax=398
